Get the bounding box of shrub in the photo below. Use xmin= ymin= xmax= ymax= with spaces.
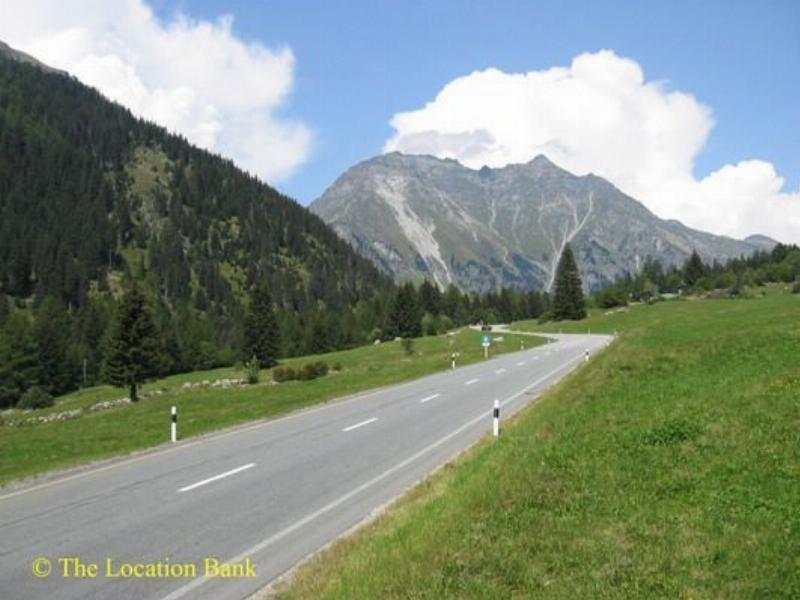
xmin=245 ymin=355 xmax=260 ymax=384
xmin=272 ymin=366 xmax=297 ymax=383
xmin=792 ymin=280 xmax=800 ymax=294
xmin=17 ymin=386 xmax=55 ymax=410
xmin=596 ymin=286 xmax=628 ymax=308
xmin=421 ymin=313 xmax=438 ymax=336
xmin=438 ymin=315 xmax=454 ymax=332
xmin=401 ymin=338 xmax=415 ymax=356
xmin=332 ymin=362 xmax=343 ymax=372
xmin=297 ymin=364 xmax=318 ymax=381
xmin=274 ymin=362 xmax=329 ymax=382
xmin=311 ymin=361 xmax=329 ymax=377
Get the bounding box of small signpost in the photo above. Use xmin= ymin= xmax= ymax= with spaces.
xmin=482 ymin=335 xmax=490 ymax=359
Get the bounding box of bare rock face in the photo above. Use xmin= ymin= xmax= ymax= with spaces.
xmin=312 ymin=152 xmax=774 ymax=292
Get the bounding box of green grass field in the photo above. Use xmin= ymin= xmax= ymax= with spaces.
xmin=0 ymin=329 xmax=539 ymax=486
xmin=277 ymin=287 xmax=800 ymax=599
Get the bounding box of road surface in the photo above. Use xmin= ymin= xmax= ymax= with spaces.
xmin=0 ymin=333 xmax=611 ymax=600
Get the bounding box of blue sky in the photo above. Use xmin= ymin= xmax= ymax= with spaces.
xmin=149 ymin=0 xmax=799 ymax=205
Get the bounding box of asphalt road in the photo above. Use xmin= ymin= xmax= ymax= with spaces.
xmin=0 ymin=333 xmax=611 ymax=600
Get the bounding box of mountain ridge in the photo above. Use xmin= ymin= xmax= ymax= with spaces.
xmin=312 ymin=152 xmax=775 ymax=292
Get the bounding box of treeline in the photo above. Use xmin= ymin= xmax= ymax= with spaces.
xmin=592 ymin=243 xmax=800 ymax=308
xmin=0 ymin=279 xmax=555 ymax=408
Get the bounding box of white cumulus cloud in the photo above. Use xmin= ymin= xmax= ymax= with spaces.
xmin=0 ymin=0 xmax=311 ymax=182
xmin=384 ymin=50 xmax=799 ymax=243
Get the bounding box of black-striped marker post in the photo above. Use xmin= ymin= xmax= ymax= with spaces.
xmin=584 ymin=349 xmax=589 ymax=362
xmin=171 ymin=406 xmax=177 ymax=443
xmin=493 ymin=400 xmax=500 ymax=438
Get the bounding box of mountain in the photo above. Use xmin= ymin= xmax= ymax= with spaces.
xmin=312 ymin=152 xmax=775 ymax=292
xmin=0 ymin=43 xmax=392 ymax=369
xmin=743 ymin=234 xmax=780 ymax=252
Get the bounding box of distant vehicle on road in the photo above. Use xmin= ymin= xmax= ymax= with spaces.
xmin=480 ymin=324 xmax=492 ymax=332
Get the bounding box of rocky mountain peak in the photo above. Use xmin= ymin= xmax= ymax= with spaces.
xmin=312 ymin=153 xmax=773 ymax=293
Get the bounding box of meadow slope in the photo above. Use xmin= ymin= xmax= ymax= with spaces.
xmin=0 ymin=329 xmax=538 ymax=486
xmin=278 ymin=288 xmax=800 ymax=599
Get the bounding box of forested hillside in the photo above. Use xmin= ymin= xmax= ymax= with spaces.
xmin=0 ymin=51 xmax=394 ymax=402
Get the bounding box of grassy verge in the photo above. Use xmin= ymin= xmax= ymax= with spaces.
xmin=0 ymin=329 xmax=540 ymax=486
xmin=276 ymin=287 xmax=800 ymax=599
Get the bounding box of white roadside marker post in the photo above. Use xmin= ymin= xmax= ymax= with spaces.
xmin=451 ymin=353 xmax=456 ymax=370
xmin=584 ymin=349 xmax=589 ymax=362
xmin=171 ymin=406 xmax=177 ymax=443
xmin=493 ymin=400 xmax=500 ymax=438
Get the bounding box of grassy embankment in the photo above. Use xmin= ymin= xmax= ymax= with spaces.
xmin=0 ymin=329 xmax=539 ymax=486
xmin=277 ymin=287 xmax=800 ymax=599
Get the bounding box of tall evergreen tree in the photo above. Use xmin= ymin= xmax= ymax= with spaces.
xmin=105 ymin=283 xmax=163 ymax=402
xmin=441 ymin=284 xmax=463 ymax=320
xmin=304 ymin=310 xmax=333 ymax=355
xmin=552 ymin=243 xmax=587 ymax=320
xmin=525 ymin=290 xmax=544 ymax=319
xmin=418 ymin=279 xmax=442 ymax=315
xmin=496 ymin=288 xmax=516 ymax=323
xmin=0 ymin=292 xmax=9 ymax=326
xmin=0 ymin=313 xmax=42 ymax=408
xmin=243 ymin=283 xmax=280 ymax=367
xmin=684 ymin=250 xmax=706 ymax=287
xmin=387 ymin=283 xmax=422 ymax=339
xmin=34 ymin=296 xmax=75 ymax=395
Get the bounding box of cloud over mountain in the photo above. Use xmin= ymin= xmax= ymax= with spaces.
xmin=0 ymin=0 xmax=311 ymax=183
xmin=384 ymin=50 xmax=799 ymax=243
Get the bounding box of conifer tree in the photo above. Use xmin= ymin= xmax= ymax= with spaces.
xmin=418 ymin=279 xmax=442 ymax=315
xmin=552 ymin=244 xmax=587 ymax=321
xmin=683 ymin=250 xmax=706 ymax=287
xmin=304 ymin=311 xmax=333 ymax=355
xmin=387 ymin=283 xmax=422 ymax=339
xmin=35 ymin=297 xmax=75 ymax=395
xmin=105 ymin=283 xmax=163 ymax=402
xmin=243 ymin=283 xmax=280 ymax=368
xmin=0 ymin=293 xmax=9 ymax=326
xmin=0 ymin=313 xmax=42 ymax=408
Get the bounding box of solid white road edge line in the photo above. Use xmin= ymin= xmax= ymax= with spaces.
xmin=158 ymin=351 xmax=586 ymax=600
xmin=418 ymin=393 xmax=441 ymax=404
xmin=342 ymin=417 xmax=378 ymax=432
xmin=465 ymin=378 xmax=479 ymax=385
xmin=177 ymin=463 xmax=256 ymax=493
